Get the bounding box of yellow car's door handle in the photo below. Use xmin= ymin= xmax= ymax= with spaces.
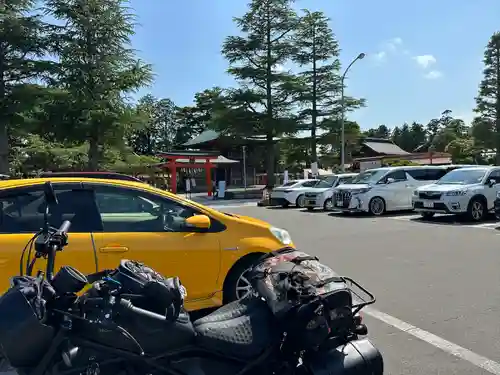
xmin=99 ymin=246 xmax=129 ymax=253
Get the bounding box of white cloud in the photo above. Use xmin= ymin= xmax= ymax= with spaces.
xmin=413 ymin=54 xmax=437 ymax=69
xmin=373 ymin=51 xmax=386 ymax=62
xmin=386 ymin=37 xmax=402 ymax=51
xmin=423 ymin=70 xmax=443 ymax=79
xmin=371 ymin=37 xmax=403 ymax=63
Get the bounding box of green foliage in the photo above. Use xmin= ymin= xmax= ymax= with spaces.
xmin=279 ymin=137 xmax=311 ymax=171
xmin=44 ymin=0 xmax=153 ymax=169
xmin=176 ymin=87 xmax=227 ymax=140
xmin=0 ymin=0 xmax=56 ymax=173
xmin=221 ymin=0 xmax=300 ymax=185
xmin=473 ymin=32 xmax=500 ymax=163
xmin=127 ymin=94 xmax=179 ymax=155
xmin=364 ymin=125 xmax=390 ymax=139
xmin=384 ymin=159 xmax=419 ymax=167
xmin=3 ymin=0 xmax=496 ymax=179
xmin=292 ymin=10 xmax=341 ymax=162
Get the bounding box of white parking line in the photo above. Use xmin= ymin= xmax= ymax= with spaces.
xmin=364 ymin=307 xmax=500 ymax=374
xmin=386 ymin=215 xmax=500 ymax=230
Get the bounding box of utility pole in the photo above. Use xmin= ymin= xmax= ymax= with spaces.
xmin=242 ymin=145 xmax=247 ymax=194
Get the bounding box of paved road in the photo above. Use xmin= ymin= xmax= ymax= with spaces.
xmin=222 ymin=205 xmax=500 ymax=375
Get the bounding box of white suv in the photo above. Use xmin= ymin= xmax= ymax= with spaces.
xmin=412 ymin=166 xmax=500 ymax=221
xmin=331 ymin=166 xmax=450 ymax=215
xmin=304 ymin=173 xmax=358 ymax=211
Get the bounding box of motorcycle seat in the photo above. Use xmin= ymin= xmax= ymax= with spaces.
xmin=193 ymin=297 xmax=279 ymax=359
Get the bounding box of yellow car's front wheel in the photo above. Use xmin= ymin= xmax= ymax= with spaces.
xmin=223 ymin=254 xmax=263 ymax=303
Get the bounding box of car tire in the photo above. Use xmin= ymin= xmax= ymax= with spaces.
xmin=420 ymin=212 xmax=435 ymax=219
xmin=296 ymin=194 xmax=306 ymax=208
xmin=223 ymin=255 xmax=262 ymax=304
xmin=467 ymin=197 xmax=486 ymax=222
xmin=323 ymin=198 xmax=334 ymax=211
xmin=368 ymin=197 xmax=386 ymax=216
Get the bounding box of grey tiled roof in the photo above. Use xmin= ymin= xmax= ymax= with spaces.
xmin=183 ymin=130 xmax=220 ymax=146
xmin=363 ymin=139 xmax=409 ymax=155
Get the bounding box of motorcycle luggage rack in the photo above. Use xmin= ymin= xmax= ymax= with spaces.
xmin=341 ymin=277 xmax=376 ymax=315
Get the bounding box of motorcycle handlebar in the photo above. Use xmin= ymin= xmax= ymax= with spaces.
xmin=56 ymin=220 xmax=71 ymax=235
xmin=119 ymin=298 xmax=167 ymax=323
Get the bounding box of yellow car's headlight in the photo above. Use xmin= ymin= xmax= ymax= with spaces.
xmin=270 ymin=227 xmax=292 ymax=245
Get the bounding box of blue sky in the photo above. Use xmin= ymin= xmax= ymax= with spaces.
xmin=129 ymin=0 xmax=500 ymax=130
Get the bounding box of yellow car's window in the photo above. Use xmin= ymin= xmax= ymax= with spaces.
xmin=93 ymin=186 xmax=199 ymax=233
xmin=0 ymin=185 xmax=102 ymax=233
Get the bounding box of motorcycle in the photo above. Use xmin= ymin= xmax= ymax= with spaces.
xmin=0 ymin=182 xmax=383 ymax=375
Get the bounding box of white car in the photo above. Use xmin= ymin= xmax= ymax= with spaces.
xmin=303 ymin=173 xmax=358 ymax=211
xmin=331 ymin=166 xmax=453 ymax=215
xmin=412 ymin=166 xmax=500 ymax=222
xmin=270 ymin=179 xmax=319 ymax=207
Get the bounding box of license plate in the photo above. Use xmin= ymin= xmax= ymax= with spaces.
xmin=423 ymin=201 xmax=434 ymax=208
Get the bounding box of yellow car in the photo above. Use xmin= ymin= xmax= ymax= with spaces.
xmin=0 ymin=178 xmax=294 ymax=310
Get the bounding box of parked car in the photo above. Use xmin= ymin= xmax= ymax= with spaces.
xmin=413 ymin=166 xmax=500 ymax=221
xmin=0 ymin=177 xmax=295 ymax=311
xmin=39 ymin=171 xmax=143 ymax=183
xmin=303 ymin=173 xmax=358 ymax=211
xmin=270 ymin=179 xmax=319 ymax=207
xmin=494 ymin=191 xmax=500 ymax=219
xmin=331 ymin=165 xmax=454 ymax=215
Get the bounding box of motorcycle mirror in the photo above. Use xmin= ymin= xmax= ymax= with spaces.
xmin=43 ymin=182 xmax=59 ymax=206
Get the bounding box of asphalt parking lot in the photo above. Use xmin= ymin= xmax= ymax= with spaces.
xmin=223 ymin=204 xmax=500 ymax=375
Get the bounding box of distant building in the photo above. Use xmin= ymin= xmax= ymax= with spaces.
xmin=353 ymin=137 xmax=451 ymax=171
xmin=359 ymin=137 xmax=410 ymax=157
xmin=181 ymin=129 xmax=274 ymax=187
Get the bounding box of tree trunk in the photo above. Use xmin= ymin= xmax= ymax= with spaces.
xmin=87 ymin=139 xmax=99 ymax=171
xmin=87 ymin=124 xmax=100 ymax=171
xmin=496 ymin=49 xmax=500 ymax=165
xmin=311 ymin=26 xmax=317 ymax=163
xmin=265 ymin=2 xmax=275 ymax=187
xmin=0 ymin=122 xmax=9 ymax=174
xmin=265 ymin=133 xmax=275 ymax=187
xmin=0 ymin=45 xmax=8 ymax=174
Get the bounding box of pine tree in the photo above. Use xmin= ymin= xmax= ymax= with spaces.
xmin=221 ymin=0 xmax=299 ymax=186
xmin=0 ymin=0 xmax=53 ymax=173
xmin=45 ymin=0 xmax=152 ymax=170
xmin=474 ymin=32 xmax=500 ymax=163
xmin=293 ymin=10 xmax=360 ymax=163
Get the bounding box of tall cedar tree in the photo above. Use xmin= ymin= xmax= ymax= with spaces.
xmin=222 ymin=0 xmax=299 ymax=186
xmin=45 ymin=0 xmax=152 ymax=170
xmin=474 ymin=32 xmax=500 ymax=163
xmin=292 ymin=10 xmax=340 ymax=163
xmin=0 ymin=0 xmax=53 ymax=173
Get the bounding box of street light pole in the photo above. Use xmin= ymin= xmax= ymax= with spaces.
xmin=242 ymin=145 xmax=247 ymax=193
xmin=340 ymin=52 xmax=365 ymax=172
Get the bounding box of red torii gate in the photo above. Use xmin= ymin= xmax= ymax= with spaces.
xmin=156 ymin=151 xmax=219 ymax=196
